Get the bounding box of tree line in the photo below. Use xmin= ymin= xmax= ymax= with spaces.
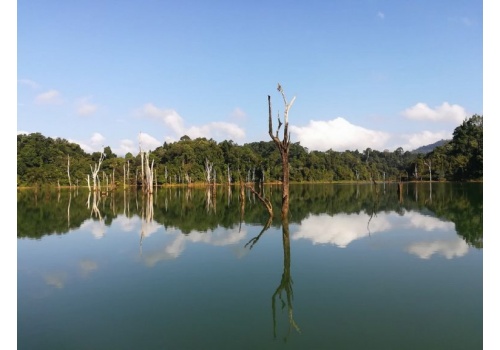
xmin=17 ymin=114 xmax=483 ymax=187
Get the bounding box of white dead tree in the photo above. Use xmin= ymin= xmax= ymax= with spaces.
xmin=67 ymin=155 xmax=72 ymax=188
xmin=424 ymin=160 xmax=432 ymax=182
xmin=89 ymin=151 xmax=105 ymax=192
xmin=142 ymin=150 xmax=154 ymax=194
xmin=138 ymin=133 xmax=154 ymax=193
xmin=127 ymin=160 xmax=130 ymax=185
xmin=205 ymin=158 xmax=213 ymax=185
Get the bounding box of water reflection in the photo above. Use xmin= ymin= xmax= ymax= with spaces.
xmin=43 ymin=271 xmax=67 ymax=289
xmin=292 ymin=212 xmax=392 ymax=248
xmin=17 ymin=183 xmax=482 ymax=250
xmin=18 ymin=183 xmax=483 ymax=349
xmin=406 ymin=237 xmax=469 ymax=259
xmin=272 ymin=218 xmax=300 ymax=341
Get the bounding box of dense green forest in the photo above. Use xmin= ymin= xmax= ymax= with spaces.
xmin=17 ymin=114 xmax=483 ymax=187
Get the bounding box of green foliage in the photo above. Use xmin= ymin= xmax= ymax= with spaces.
xmin=17 ymin=116 xmax=483 ymax=187
xmin=424 ymin=114 xmax=483 ymax=181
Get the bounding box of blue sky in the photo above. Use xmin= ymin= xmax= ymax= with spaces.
xmin=17 ymin=0 xmax=483 ymax=156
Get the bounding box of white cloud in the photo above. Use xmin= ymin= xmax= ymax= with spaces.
xmin=397 ymin=130 xmax=452 ymax=151
xmin=140 ymin=226 xmax=249 ymax=267
xmin=290 ymin=117 xmax=390 ymax=151
xmin=18 ymin=79 xmax=40 ymax=89
xmin=406 ymin=238 xmax=469 ymax=259
xmin=76 ymin=97 xmax=98 ymax=116
xmin=117 ymin=139 xmax=137 ymax=156
xmin=377 ymin=11 xmax=385 ymax=19
xmin=140 ymin=103 xmax=245 ymax=142
xmin=138 ymin=132 xmax=162 ymax=151
xmin=141 ymin=103 xmax=186 ymax=135
xmin=35 ymin=89 xmax=62 ymax=105
xmin=292 ymin=213 xmax=392 ymax=248
xmin=185 ymin=122 xmax=245 ymax=141
xmin=402 ymin=102 xmax=467 ymax=123
xmin=90 ymin=132 xmax=105 ymax=146
xmin=114 ymin=215 xmax=140 ymax=232
xmin=80 ymin=219 xmax=107 ymax=239
xmin=69 ymin=132 xmax=106 ymax=154
xmin=404 ymin=212 xmax=455 ymax=232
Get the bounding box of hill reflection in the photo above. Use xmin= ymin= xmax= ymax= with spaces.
xmin=17 ymin=183 xmax=482 ymax=249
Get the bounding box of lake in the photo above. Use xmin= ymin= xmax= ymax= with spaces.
xmin=17 ymin=182 xmax=483 ymax=349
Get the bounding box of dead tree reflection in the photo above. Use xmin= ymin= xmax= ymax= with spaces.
xmin=367 ymin=178 xmax=381 ymax=236
xmin=140 ymin=192 xmax=154 ymax=251
xmin=205 ymin=186 xmax=216 ymax=214
xmin=87 ymin=191 xmax=102 ymax=221
xmin=244 ymin=215 xmax=273 ymax=250
xmin=272 ymin=218 xmax=300 ymax=340
xmin=67 ymin=190 xmax=71 ymax=228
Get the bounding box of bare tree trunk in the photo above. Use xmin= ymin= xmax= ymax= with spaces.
xmin=424 ymin=160 xmax=432 ymax=182
xmin=141 ymin=150 xmax=154 ymax=194
xmin=89 ymin=151 xmax=105 ymax=192
xmin=205 ymin=158 xmax=213 ymax=184
xmin=127 ymin=160 xmax=130 ymax=186
xmin=141 ymin=151 xmax=144 ymax=187
xmin=67 ymin=155 xmax=72 ymax=188
xmin=246 ymin=184 xmax=273 ymax=217
xmin=268 ymin=83 xmax=295 ymax=218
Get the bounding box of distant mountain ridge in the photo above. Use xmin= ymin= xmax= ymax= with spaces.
xmin=411 ymin=139 xmax=449 ymax=154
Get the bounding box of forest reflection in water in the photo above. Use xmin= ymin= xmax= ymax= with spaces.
xmin=17 ymin=182 xmax=483 ymax=248
xmin=17 ymin=182 xmax=482 ymax=349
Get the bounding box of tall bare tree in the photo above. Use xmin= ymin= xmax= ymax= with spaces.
xmin=67 ymin=155 xmax=72 ymax=188
xmin=268 ymin=83 xmax=296 ymax=217
xmin=89 ymin=150 xmax=105 ymax=192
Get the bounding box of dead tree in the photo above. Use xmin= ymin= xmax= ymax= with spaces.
xmin=67 ymin=155 xmax=72 ymax=188
xmin=89 ymin=150 xmax=105 ymax=192
xmin=268 ymin=83 xmax=296 ymax=217
xmin=424 ymin=160 xmax=432 ymax=182
xmin=142 ymin=151 xmax=154 ymax=194
xmin=205 ymin=158 xmax=214 ymax=185
xmin=246 ymin=184 xmax=273 ymax=217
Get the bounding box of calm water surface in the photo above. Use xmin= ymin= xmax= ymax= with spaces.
xmin=18 ymin=183 xmax=483 ymax=349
